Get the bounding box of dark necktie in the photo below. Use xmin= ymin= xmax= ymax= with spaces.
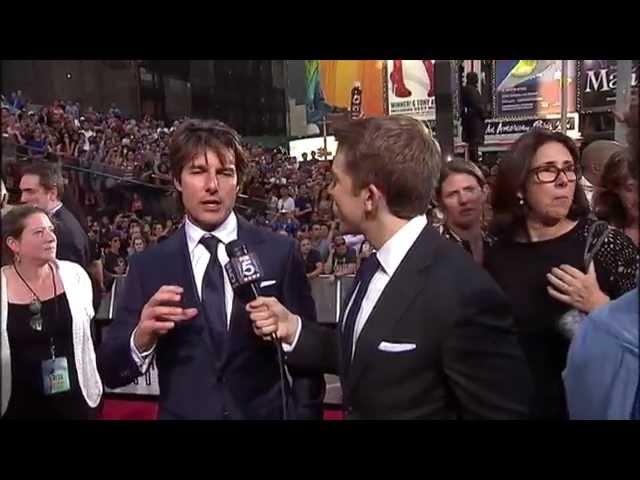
xmin=199 ymin=235 xmax=227 ymax=340
xmin=341 ymin=254 xmax=380 ymax=372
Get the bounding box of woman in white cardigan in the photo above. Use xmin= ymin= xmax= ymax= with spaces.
xmin=2 ymin=205 xmax=102 ymax=419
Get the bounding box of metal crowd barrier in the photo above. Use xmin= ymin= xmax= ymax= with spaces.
xmin=96 ymin=275 xmax=356 ymax=326
xmin=310 ymin=275 xmax=355 ymax=324
xmin=96 ymin=276 xmax=160 ymax=396
xmin=95 ymin=274 xmax=352 ymax=403
xmin=1 ymin=138 xmax=172 ymax=191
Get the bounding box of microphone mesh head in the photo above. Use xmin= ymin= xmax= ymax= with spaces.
xmin=224 ymin=241 xmax=264 ymax=290
xmin=226 ymin=240 xmax=248 ymax=258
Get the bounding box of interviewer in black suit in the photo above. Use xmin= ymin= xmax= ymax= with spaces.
xmin=97 ymin=119 xmax=324 ymax=420
xmin=248 ymin=116 xmax=532 ymax=419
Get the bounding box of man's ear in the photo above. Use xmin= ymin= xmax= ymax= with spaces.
xmin=51 ymin=186 xmax=61 ymax=203
xmin=173 ymin=177 xmax=182 ymax=192
xmin=364 ymin=184 xmax=384 ymax=213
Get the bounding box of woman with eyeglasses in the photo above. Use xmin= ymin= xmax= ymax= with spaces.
xmin=1 ymin=205 xmax=102 ymax=419
xmin=485 ymin=129 xmax=638 ymax=419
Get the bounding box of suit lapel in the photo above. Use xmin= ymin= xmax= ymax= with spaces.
xmin=344 ymin=226 xmax=439 ymax=397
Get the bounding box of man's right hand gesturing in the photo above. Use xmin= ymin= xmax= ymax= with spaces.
xmin=133 ymin=285 xmax=198 ymax=353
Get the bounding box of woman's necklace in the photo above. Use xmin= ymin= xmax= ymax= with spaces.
xmin=13 ymin=262 xmax=56 ymax=332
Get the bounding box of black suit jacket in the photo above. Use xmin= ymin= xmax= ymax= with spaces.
xmin=462 ymin=84 xmax=488 ymax=145
xmin=52 ymin=205 xmax=90 ymax=268
xmin=97 ymin=216 xmax=325 ymax=420
xmin=286 ymin=225 xmax=532 ymax=419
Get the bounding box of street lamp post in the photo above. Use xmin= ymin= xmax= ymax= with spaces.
xmin=560 ymin=60 xmax=568 ymax=134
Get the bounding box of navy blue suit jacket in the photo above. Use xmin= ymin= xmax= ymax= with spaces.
xmin=97 ymin=216 xmax=325 ymax=419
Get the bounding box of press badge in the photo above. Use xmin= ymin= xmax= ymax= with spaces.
xmin=41 ymin=357 xmax=71 ymax=395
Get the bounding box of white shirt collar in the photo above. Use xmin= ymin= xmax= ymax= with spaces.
xmin=49 ymin=202 xmax=64 ymax=215
xmin=185 ymin=211 xmax=238 ymax=256
xmin=375 ymin=215 xmax=427 ymax=277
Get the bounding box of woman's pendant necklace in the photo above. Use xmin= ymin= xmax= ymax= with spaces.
xmin=29 ymin=298 xmax=43 ymax=331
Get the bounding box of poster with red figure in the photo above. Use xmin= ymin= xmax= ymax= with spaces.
xmin=386 ymin=60 xmax=436 ymax=120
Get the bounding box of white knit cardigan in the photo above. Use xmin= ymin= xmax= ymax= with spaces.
xmin=1 ymin=260 xmax=103 ymax=416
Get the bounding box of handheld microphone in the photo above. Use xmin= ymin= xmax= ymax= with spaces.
xmin=224 ymin=241 xmax=264 ymax=301
xmin=224 ymin=240 xmax=289 ymax=419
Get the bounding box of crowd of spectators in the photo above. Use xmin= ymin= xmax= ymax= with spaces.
xmin=234 ymin=145 xmax=370 ymax=278
xmin=4 ymin=90 xmax=636 ymax=293
xmin=1 ymin=90 xmax=372 ymax=287
xmin=2 ymin=92 xmax=176 ymax=218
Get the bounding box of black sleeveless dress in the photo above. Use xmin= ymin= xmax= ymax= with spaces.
xmin=3 ymin=292 xmax=96 ymax=420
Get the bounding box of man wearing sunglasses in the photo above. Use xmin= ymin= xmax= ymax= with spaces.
xmin=324 ymin=236 xmax=357 ymax=277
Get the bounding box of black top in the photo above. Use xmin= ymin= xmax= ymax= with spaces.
xmin=485 ymin=217 xmax=639 ymax=419
xmin=104 ymin=250 xmax=127 ymax=275
xmin=3 ymin=293 xmax=95 ymax=420
xmin=295 ymin=196 xmax=313 ymax=226
xmin=331 ymin=247 xmax=358 ymax=272
xmin=435 ymin=223 xmax=496 ymax=258
xmin=303 ymin=249 xmax=322 ymax=274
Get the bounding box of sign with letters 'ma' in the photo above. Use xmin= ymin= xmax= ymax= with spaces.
xmin=578 ymin=60 xmax=639 ymax=113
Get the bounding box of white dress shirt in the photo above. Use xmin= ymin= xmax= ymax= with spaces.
xmin=277 ymin=197 xmax=295 ymax=213
xmin=130 ymin=212 xmax=239 ymax=370
xmin=286 ymin=215 xmax=427 ymax=357
xmin=49 ymin=202 xmax=64 ymax=216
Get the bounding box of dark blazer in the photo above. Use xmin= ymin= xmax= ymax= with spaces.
xmin=97 ymin=216 xmax=325 ymax=420
xmin=461 ymin=84 xmax=489 ymax=145
xmin=286 ymin=225 xmax=532 ymax=419
xmin=52 ymin=205 xmax=90 ymax=268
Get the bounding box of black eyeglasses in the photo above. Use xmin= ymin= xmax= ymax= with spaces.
xmin=528 ymin=164 xmax=581 ymax=184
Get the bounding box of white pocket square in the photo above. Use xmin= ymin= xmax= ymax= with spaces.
xmin=377 ymin=341 xmax=416 ymax=353
xmin=260 ymin=280 xmax=277 ymax=287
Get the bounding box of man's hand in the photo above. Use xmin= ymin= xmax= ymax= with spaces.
xmin=546 ymin=262 xmax=610 ymax=313
xmin=246 ymin=296 xmax=298 ymax=345
xmin=133 ymin=286 xmax=198 ymax=353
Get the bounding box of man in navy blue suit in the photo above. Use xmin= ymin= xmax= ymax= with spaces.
xmin=97 ymin=119 xmax=324 ymax=420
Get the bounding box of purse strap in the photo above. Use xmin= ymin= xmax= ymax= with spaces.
xmin=583 ymin=220 xmax=610 ymax=269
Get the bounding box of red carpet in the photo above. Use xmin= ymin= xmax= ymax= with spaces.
xmin=99 ymin=398 xmax=158 ymax=420
xmin=322 ymin=409 xmax=344 ymax=420
xmin=99 ymin=398 xmax=343 ymax=420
